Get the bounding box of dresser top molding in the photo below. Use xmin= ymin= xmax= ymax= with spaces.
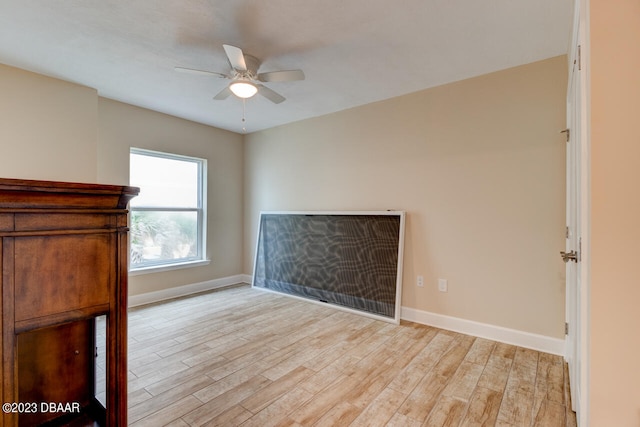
xmin=0 ymin=178 xmax=139 ymax=210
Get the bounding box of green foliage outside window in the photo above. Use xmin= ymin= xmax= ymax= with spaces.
xmin=130 ymin=211 xmax=198 ymax=266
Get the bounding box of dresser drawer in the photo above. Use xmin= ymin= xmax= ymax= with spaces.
xmin=15 ymin=212 xmax=115 ymax=232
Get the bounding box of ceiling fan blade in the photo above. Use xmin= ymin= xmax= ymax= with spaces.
xmin=223 ymin=44 xmax=247 ymax=72
xmin=257 ymin=84 xmax=285 ymax=104
xmin=213 ymin=86 xmax=232 ymax=100
xmin=257 ymin=69 xmax=305 ymax=83
xmin=174 ymin=67 xmax=227 ymax=78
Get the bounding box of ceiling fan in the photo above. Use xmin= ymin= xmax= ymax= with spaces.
xmin=175 ymin=44 xmax=305 ymax=104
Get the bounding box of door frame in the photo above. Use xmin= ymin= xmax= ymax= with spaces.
xmin=566 ymin=0 xmax=591 ymax=425
xmin=565 ymin=51 xmax=579 ymax=413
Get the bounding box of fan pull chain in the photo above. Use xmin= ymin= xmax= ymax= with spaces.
xmin=242 ymin=98 xmax=247 ymax=132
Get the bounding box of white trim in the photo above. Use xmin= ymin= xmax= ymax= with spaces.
xmin=128 ymin=274 xmax=248 ymax=307
xmin=129 ymin=147 xmax=208 ymax=271
xmin=129 ymin=259 xmax=211 ymax=276
xmin=577 ymin=0 xmax=591 ymax=423
xmin=256 ymin=210 xmax=406 ymax=216
xmin=401 ymin=306 xmax=565 ymax=356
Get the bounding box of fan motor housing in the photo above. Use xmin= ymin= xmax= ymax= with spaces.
xmin=242 ymin=54 xmax=261 ymax=77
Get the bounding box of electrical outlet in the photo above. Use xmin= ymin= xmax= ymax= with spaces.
xmin=438 ymin=278 xmax=448 ymax=292
xmin=417 ymin=275 xmax=424 ymax=287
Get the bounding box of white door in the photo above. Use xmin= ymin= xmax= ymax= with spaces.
xmin=564 ymin=39 xmax=582 ymax=417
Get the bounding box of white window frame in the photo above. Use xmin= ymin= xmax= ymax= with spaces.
xmin=129 ymin=148 xmax=208 ymax=274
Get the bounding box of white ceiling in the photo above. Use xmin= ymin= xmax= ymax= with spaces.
xmin=0 ymin=1 xmax=573 ymax=134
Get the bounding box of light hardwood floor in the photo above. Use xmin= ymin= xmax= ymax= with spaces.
xmin=126 ymin=285 xmax=577 ymax=427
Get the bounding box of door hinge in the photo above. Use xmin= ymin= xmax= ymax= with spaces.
xmin=578 ymin=45 xmax=582 ymax=71
xmin=579 ymin=237 xmax=582 ymax=262
xmin=565 ymin=322 xmax=569 ymax=335
xmin=565 ymin=226 xmax=570 ymax=239
xmin=560 ymin=128 xmax=570 ymax=142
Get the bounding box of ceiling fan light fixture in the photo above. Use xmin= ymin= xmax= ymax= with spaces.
xmin=229 ymin=79 xmax=258 ymax=98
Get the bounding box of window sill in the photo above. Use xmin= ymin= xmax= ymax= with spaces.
xmin=129 ymin=259 xmax=211 ymax=276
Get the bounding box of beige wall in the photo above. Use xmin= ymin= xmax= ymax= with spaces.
xmin=98 ymin=98 xmax=244 ymax=296
xmin=245 ymin=56 xmax=567 ymax=338
xmin=590 ymin=0 xmax=640 ymax=424
xmin=0 ymin=64 xmax=98 ymax=182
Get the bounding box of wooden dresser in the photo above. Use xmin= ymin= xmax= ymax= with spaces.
xmin=0 ymin=178 xmax=138 ymax=426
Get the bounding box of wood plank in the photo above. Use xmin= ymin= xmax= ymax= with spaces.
xmin=535 ymin=353 xmax=565 ymax=404
xmin=342 ymin=363 xmax=402 ymax=409
xmin=396 ymin=370 xmax=449 ymax=423
xmin=288 ymin=375 xmax=361 ymax=425
xmin=442 ymin=360 xmax=485 ymax=401
xmin=423 ymin=395 xmax=467 ymax=427
xmin=387 ymin=331 xmax=454 ymax=394
xmin=182 ymin=375 xmax=272 ymax=426
xmin=128 ymin=387 xmax=153 ymax=408
xmin=497 ymin=388 xmax=534 ymax=426
xmin=240 ymin=386 xmax=313 ymax=427
xmin=493 ymin=341 xmax=517 ymax=359
xmin=298 ymin=354 xmax=361 ymax=394
xmin=239 ymin=365 xmax=314 ymax=413
xmin=162 ymin=419 xmax=190 ymax=427
xmin=497 ymin=347 xmax=539 ymax=426
xmin=301 ymin=340 xmax=357 ymax=372
xmin=533 ymin=399 xmax=567 ymax=427
xmin=128 ymin=375 xmax=215 ymax=423
xmin=128 ymin=395 xmax=203 ymax=427
xmin=141 ymin=356 xmax=228 ymax=396
xmin=385 ymin=412 xmax=423 ymax=427
xmin=192 ymin=367 xmax=269 ymax=404
xmin=465 ymin=337 xmax=496 ymax=365
xmin=260 ymin=339 xmax=326 ymax=380
xmin=312 ymin=401 xmax=361 ymax=427
xmin=349 ymin=387 xmax=407 ymax=427
xmin=460 ymin=386 xmax=503 ymax=426
xmin=201 ymin=404 xmax=253 ymax=427
xmin=433 ymin=334 xmax=476 ymax=377
xmin=477 ymin=353 xmax=513 ymax=392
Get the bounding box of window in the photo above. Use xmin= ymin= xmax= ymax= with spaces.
xmin=129 ymin=148 xmax=207 ymax=271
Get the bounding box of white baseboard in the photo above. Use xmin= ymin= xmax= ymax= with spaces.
xmin=401 ymin=306 xmax=565 ymax=356
xmin=128 ymin=274 xmax=250 ymax=308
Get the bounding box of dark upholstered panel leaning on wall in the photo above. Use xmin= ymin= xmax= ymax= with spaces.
xmin=252 ymin=211 xmax=405 ymax=323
